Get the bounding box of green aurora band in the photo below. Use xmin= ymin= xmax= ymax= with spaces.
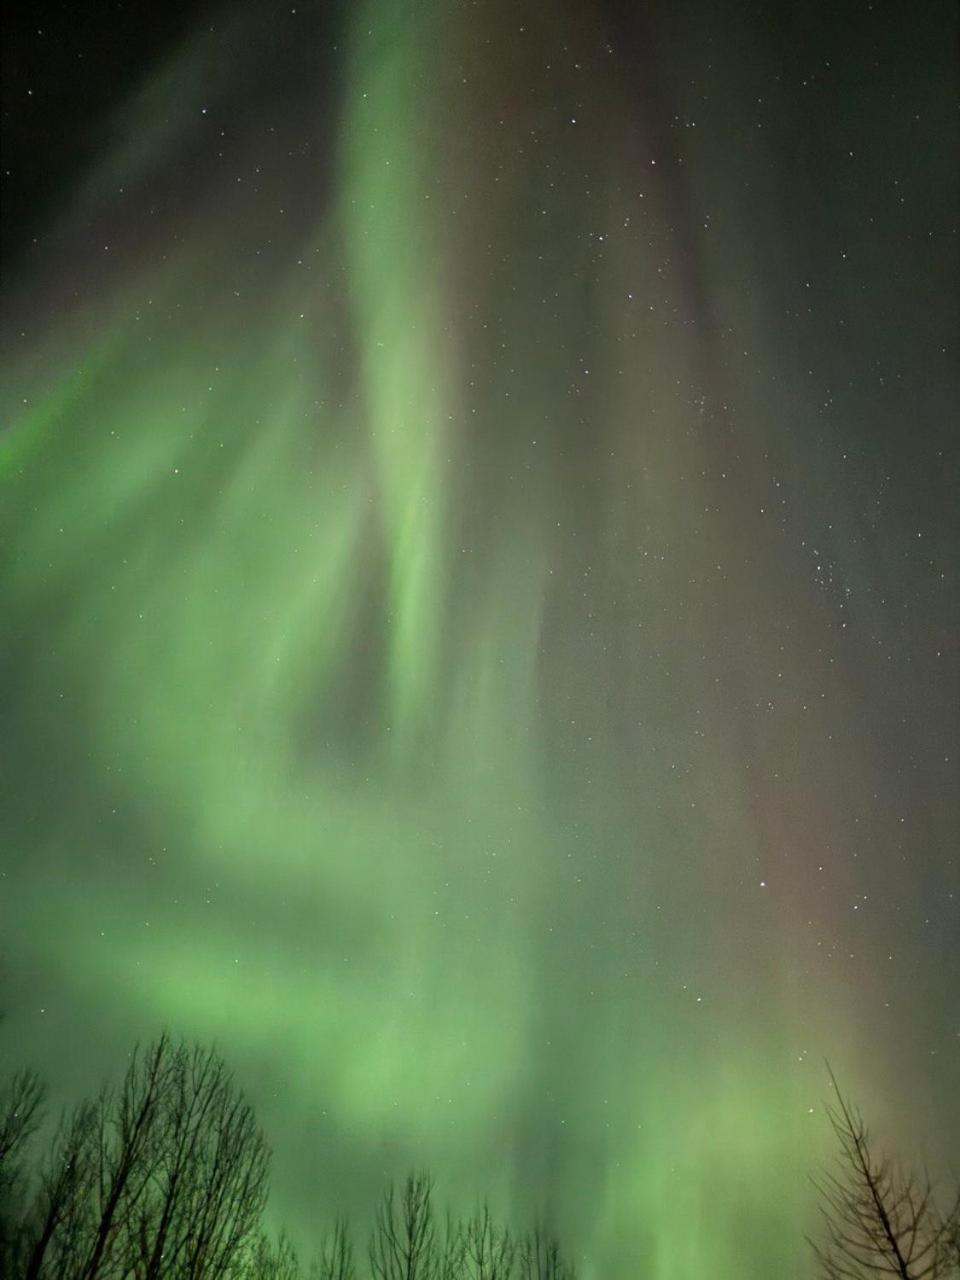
xmin=2 ymin=1 xmax=957 ymax=1276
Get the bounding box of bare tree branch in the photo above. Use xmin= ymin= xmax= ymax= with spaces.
xmin=463 ymin=1202 xmax=515 ymax=1280
xmin=311 ymin=1218 xmax=355 ymax=1280
xmin=809 ymin=1067 xmax=958 ymax=1280
xmin=517 ymin=1221 xmax=575 ymax=1280
xmin=369 ymin=1172 xmax=446 ymax=1280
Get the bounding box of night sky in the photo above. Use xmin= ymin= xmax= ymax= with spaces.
xmin=1 ymin=1 xmax=958 ymax=1276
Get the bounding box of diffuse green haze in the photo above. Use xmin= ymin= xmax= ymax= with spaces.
xmin=2 ymin=0 xmax=957 ymax=1275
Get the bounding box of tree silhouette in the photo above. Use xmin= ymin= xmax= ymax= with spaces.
xmin=516 ymin=1224 xmax=575 ymax=1280
xmin=129 ymin=1039 xmax=270 ymax=1280
xmin=1 ymin=1024 xmax=585 ymax=1280
xmin=0 ymin=1067 xmax=47 ymax=1271
xmin=17 ymin=1034 xmax=269 ymax=1280
xmin=248 ymin=1229 xmax=303 ymax=1280
xmin=312 ymin=1218 xmax=355 ymax=1280
xmin=22 ymin=1100 xmax=98 ymax=1280
xmin=463 ymin=1202 xmax=515 ymax=1280
xmin=0 ymin=1068 xmax=46 ymax=1177
xmin=942 ymin=1210 xmax=960 ymax=1276
xmin=368 ymin=1173 xmax=463 ymax=1280
xmin=810 ymin=1068 xmax=959 ymax=1280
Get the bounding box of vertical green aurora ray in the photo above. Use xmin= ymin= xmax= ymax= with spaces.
xmin=2 ymin=1 xmax=956 ymax=1276
xmin=341 ymin=6 xmax=449 ymax=756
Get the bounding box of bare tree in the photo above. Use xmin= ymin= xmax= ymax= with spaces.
xmin=939 ymin=1203 xmax=960 ymax=1277
xmin=1 ymin=1067 xmax=47 ymax=1271
xmin=174 ymin=1073 xmax=269 ymax=1280
xmin=80 ymin=1034 xmax=176 ymax=1279
xmin=125 ymin=1040 xmax=269 ymax=1280
xmin=463 ymin=1202 xmax=515 ymax=1280
xmin=435 ymin=1208 xmax=465 ymax=1280
xmin=311 ymin=1218 xmax=355 ymax=1280
xmin=18 ymin=1035 xmax=269 ymax=1280
xmin=810 ymin=1068 xmax=959 ymax=1280
xmin=517 ymin=1223 xmax=575 ymax=1280
xmin=22 ymin=1100 xmax=99 ymax=1280
xmin=369 ymin=1172 xmax=462 ymax=1280
xmin=0 ymin=1067 xmax=46 ymax=1175
xmin=247 ymin=1230 xmax=302 ymax=1280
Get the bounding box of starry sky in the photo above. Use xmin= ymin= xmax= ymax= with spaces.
xmin=1 ymin=1 xmax=958 ymax=1275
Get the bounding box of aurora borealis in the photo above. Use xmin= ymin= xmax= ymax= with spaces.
xmin=1 ymin=0 xmax=958 ymax=1274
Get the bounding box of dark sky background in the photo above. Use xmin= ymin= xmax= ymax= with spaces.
xmin=2 ymin=1 xmax=958 ymax=1275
